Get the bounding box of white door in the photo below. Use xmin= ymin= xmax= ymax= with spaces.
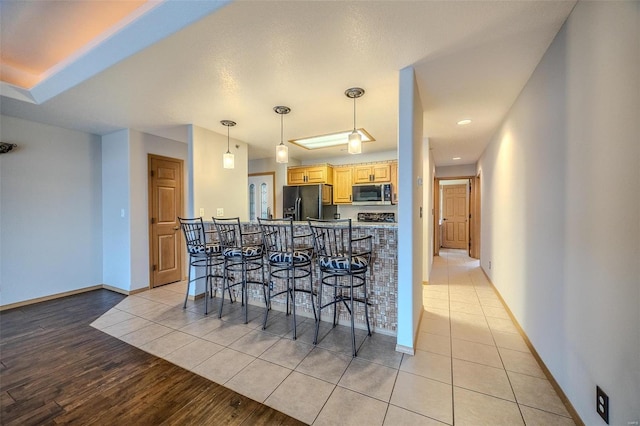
xmin=248 ymin=173 xmax=275 ymax=221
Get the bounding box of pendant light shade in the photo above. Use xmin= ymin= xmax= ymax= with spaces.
xmin=276 ymin=144 xmax=288 ymax=163
xmin=223 ymin=151 xmax=234 ymax=169
xmin=221 ymin=120 xmax=236 ymax=169
xmin=348 ymin=130 xmax=362 ymax=154
xmin=274 ymin=106 xmax=291 ymax=164
xmin=345 ymin=87 xmax=364 ymax=154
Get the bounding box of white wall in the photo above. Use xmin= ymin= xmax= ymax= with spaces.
xmin=102 ymin=130 xmax=132 ymax=291
xmin=303 ymin=149 xmax=397 ymax=166
xmin=396 ymin=66 xmax=424 ymax=353
xmin=190 ymin=125 xmax=249 ymax=221
xmin=423 ymin=141 xmax=434 ymax=282
xmin=129 ymin=129 xmax=188 ymax=290
xmin=435 ymin=164 xmax=476 ymax=178
xmin=477 ymin=2 xmax=639 ymax=424
xmin=0 ymin=115 xmax=103 ymax=306
xmin=102 ymin=129 xmax=188 ymax=292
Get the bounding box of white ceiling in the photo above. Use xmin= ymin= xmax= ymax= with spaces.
xmin=0 ymin=0 xmax=575 ymax=166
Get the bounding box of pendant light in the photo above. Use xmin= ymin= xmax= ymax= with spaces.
xmin=274 ymin=106 xmax=291 ymax=163
xmin=221 ymin=120 xmax=236 ymax=169
xmin=345 ymin=87 xmax=365 ymax=154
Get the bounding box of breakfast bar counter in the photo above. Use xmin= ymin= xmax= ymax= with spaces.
xmin=206 ymin=221 xmax=398 ymax=335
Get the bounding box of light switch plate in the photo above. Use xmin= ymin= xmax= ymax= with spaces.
xmin=217 ymin=208 xmax=224 ymax=217
xmin=199 ymin=208 xmax=205 ymax=217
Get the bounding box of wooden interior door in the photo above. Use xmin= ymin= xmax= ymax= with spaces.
xmin=442 ymin=184 xmax=468 ymax=249
xmin=149 ymin=155 xmax=184 ymax=287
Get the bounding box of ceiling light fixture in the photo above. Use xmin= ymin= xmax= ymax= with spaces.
xmin=289 ymin=129 xmax=374 ymax=150
xmin=345 ymin=87 xmax=365 ymax=154
xmin=453 ymin=157 xmax=461 ymax=160
xmin=457 ymin=119 xmax=472 ymax=126
xmin=274 ymin=106 xmax=291 ymax=164
xmin=221 ymin=120 xmax=236 ymax=169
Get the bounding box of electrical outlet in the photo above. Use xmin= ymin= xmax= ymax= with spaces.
xmin=199 ymin=208 xmax=205 ymax=217
xmin=216 ymin=208 xmax=224 ymax=217
xmin=596 ymin=386 xmax=609 ymax=424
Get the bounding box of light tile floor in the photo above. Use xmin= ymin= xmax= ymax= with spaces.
xmin=91 ymin=249 xmax=575 ymax=425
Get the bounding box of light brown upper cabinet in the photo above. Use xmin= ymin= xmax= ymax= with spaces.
xmin=333 ymin=166 xmax=353 ymax=204
xmin=353 ymin=163 xmax=391 ymax=183
xmin=322 ymin=185 xmax=333 ymax=204
xmin=287 ymin=164 xmax=334 ymax=185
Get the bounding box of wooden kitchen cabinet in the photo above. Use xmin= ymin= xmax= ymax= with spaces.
xmin=322 ymin=185 xmax=333 ymax=204
xmin=333 ymin=166 xmax=353 ymax=204
xmin=390 ymin=160 xmax=398 ymax=203
xmin=353 ymin=163 xmax=391 ymax=183
xmin=287 ymin=164 xmax=334 ymax=185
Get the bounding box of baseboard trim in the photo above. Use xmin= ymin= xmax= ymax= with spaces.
xmin=480 ymin=267 xmax=584 ymax=426
xmin=129 ymin=287 xmax=148 ymax=296
xmin=395 ymin=304 xmax=423 ymax=355
xmin=101 ymin=285 xmax=130 ymax=296
xmin=395 ymin=343 xmax=415 ymax=355
xmin=0 ymin=284 xmax=156 ymax=311
xmin=1 ymin=285 xmax=104 ymax=311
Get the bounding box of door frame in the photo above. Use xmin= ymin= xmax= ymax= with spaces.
xmin=248 ymin=172 xmax=276 ymax=218
xmin=470 ymin=173 xmax=481 ymax=259
xmin=440 ymin=182 xmax=469 ymax=250
xmin=433 ymin=175 xmax=480 ymax=259
xmin=148 ymin=154 xmax=185 ymax=288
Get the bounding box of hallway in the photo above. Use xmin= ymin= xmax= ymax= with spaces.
xmin=418 ymin=249 xmax=574 ymax=425
xmin=90 ymin=249 xmax=575 ymax=425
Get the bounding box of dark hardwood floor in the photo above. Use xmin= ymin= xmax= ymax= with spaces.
xmin=0 ymin=289 xmax=305 ymax=425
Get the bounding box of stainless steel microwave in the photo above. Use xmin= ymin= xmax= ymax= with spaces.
xmin=352 ymin=183 xmax=394 ymax=205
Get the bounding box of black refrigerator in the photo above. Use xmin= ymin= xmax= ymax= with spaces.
xmin=282 ymin=184 xmax=337 ymax=221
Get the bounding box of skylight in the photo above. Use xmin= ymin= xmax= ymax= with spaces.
xmin=290 ymin=129 xmax=375 ymax=150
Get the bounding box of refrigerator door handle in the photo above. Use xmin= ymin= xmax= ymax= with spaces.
xmin=295 ymin=197 xmax=302 ymax=221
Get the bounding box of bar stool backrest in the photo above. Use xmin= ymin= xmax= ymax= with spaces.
xmin=178 ymin=217 xmax=208 ymax=253
xmin=213 ymin=217 xmax=242 ymax=250
xmin=307 ymin=218 xmax=354 ymax=270
xmin=258 ymin=217 xmax=296 ymax=253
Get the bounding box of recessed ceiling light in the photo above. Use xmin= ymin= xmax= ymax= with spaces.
xmin=290 ymin=129 xmax=375 ymax=150
xmin=457 ymin=119 xmax=472 ymax=126
xmin=453 ymin=157 xmax=461 ymax=160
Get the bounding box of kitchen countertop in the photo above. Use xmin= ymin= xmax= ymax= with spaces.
xmin=288 ymin=220 xmax=398 ymax=229
xmin=351 ymin=221 xmax=397 ymax=228
xmin=204 ymin=220 xmax=397 ymax=228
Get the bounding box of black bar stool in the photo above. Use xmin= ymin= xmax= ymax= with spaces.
xmin=213 ymin=217 xmax=268 ymax=323
xmin=307 ymin=218 xmax=372 ymax=356
xmin=258 ymin=217 xmax=316 ymax=339
xmin=178 ymin=217 xmax=225 ymax=315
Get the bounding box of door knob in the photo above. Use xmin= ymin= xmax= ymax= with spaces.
xmin=173 ymin=226 xmax=180 ymax=230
